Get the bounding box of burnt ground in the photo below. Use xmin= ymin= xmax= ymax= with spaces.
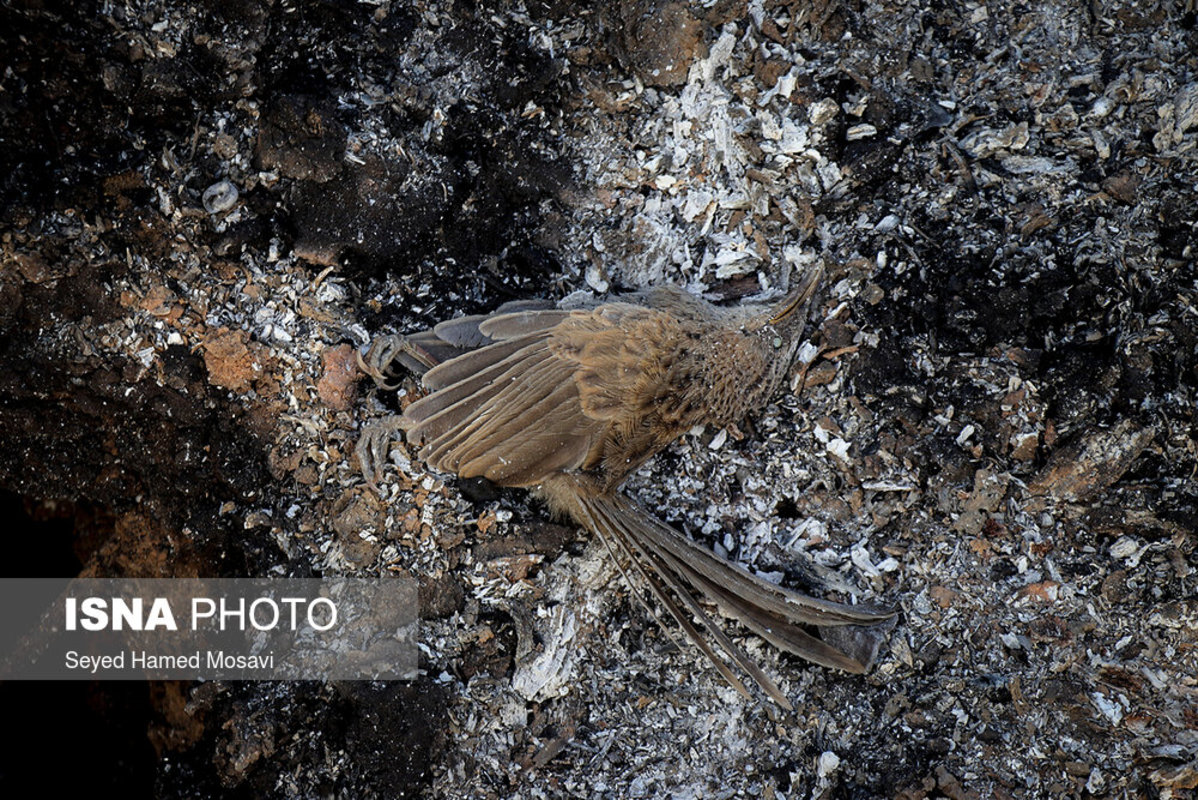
xmin=1 ymin=0 xmax=1195 ymax=798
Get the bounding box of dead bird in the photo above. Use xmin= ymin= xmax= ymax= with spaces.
xmin=356 ymin=265 xmax=893 ymax=708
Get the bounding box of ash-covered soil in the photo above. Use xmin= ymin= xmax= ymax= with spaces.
xmin=1 ymin=1 xmax=1194 ymax=798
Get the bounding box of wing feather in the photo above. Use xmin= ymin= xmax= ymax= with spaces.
xmin=459 ymin=388 xmax=594 ymax=484
xmin=421 ymin=336 xmax=550 ymax=391
xmin=432 ymin=300 xmax=557 ymax=348
xmin=427 ymin=369 xmax=580 ymax=476
xmin=407 ymin=340 xmax=552 ymax=434
xmin=479 ymin=309 xmax=575 ymax=340
xmin=402 ymin=302 xmax=690 ymax=488
xmin=393 ymin=330 xmax=471 ymax=374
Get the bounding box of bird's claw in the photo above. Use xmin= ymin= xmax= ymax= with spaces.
xmin=356 ymin=334 xmax=408 ymax=390
xmin=355 ymin=415 xmax=408 ymax=494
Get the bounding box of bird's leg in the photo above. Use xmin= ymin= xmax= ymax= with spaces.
xmin=355 ymin=415 xmax=410 ymax=493
xmin=356 ymin=330 xmax=453 ymax=491
xmin=356 ymin=334 xmax=410 ymax=390
xmin=357 ymin=328 xmax=452 ymax=492
xmin=354 ymin=333 xmax=410 ymax=491
xmin=358 ymin=329 xmax=468 ymax=387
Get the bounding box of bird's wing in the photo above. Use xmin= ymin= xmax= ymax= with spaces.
xmin=431 ymin=299 xmax=558 ymax=350
xmin=550 ymin=303 xmax=687 ymax=422
xmin=402 ymin=302 xmax=681 ymax=487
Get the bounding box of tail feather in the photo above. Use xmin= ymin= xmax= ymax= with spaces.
xmin=541 ymin=474 xmax=891 ymax=704
xmin=545 ymin=476 xmax=895 ymax=707
xmin=628 ymin=502 xmax=892 ymax=626
xmin=651 ymin=545 xmax=870 ymax=672
xmin=579 ymin=496 xmax=782 ymax=707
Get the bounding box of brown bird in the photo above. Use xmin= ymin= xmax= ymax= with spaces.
xmin=356 ymin=266 xmax=893 ymax=708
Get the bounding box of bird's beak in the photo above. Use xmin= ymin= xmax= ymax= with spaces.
xmin=768 ymin=264 xmax=824 ymax=324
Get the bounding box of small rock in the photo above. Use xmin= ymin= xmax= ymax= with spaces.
xmin=846 ymin=123 xmax=878 ymax=140
xmin=929 ymin=585 xmax=959 ymax=609
xmin=1102 ymin=170 xmax=1141 ymax=203
xmin=316 ymin=344 xmax=360 ymax=412
xmin=1174 ymin=81 xmax=1198 ymax=135
xmin=1029 ymin=420 xmax=1156 ymax=503
xmin=1017 ymin=580 xmax=1060 ymax=603
xmin=585 ymin=262 xmax=609 ymax=293
xmin=202 ymin=328 xmax=269 ymax=393
xmin=808 ymin=98 xmax=839 ymax=126
xmin=330 ymin=488 xmax=386 ymax=567
xmin=1010 ymin=430 xmax=1039 ymax=460
xmin=615 ymin=1 xmax=704 ymax=87
xmin=803 ymin=360 xmax=839 ymax=387
xmin=1150 ymin=761 xmax=1198 ymax=792
xmin=202 ymin=180 xmax=239 ymax=214
xmin=816 ymin=751 xmax=840 ymax=778
xmin=1109 ymin=536 xmax=1140 ymax=560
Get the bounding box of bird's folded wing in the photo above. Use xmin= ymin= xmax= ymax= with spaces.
xmin=403 ymin=303 xmax=679 ymax=486
xmin=431 ymin=299 xmax=558 ymax=350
